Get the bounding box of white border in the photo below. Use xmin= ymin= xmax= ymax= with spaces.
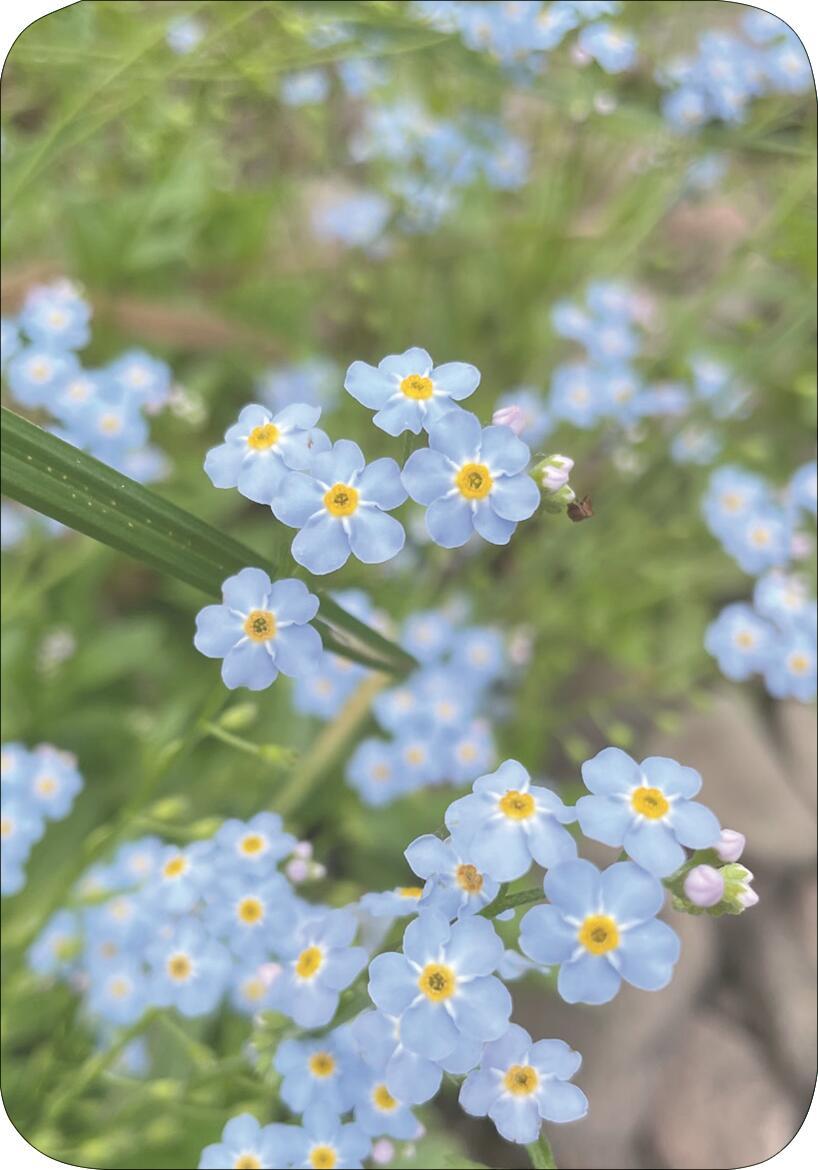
xmin=1 ymin=1 xmax=816 ymax=1168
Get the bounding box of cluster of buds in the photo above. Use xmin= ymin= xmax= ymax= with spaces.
xmin=285 ymin=840 xmax=326 ymax=884
xmin=669 ymin=829 xmax=758 ymax=916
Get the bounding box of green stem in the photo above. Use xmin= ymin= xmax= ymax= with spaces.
xmin=201 ymin=722 xmax=296 ymax=767
xmin=527 ymin=1134 xmax=557 ymax=1169
xmin=482 ymin=887 xmax=543 ymax=918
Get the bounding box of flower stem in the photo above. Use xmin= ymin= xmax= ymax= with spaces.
xmin=481 ymin=887 xmax=543 ymax=918
xmin=527 ymin=1133 xmax=557 ymax=1169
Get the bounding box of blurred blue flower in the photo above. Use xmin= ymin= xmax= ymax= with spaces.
xmin=7 ymin=346 xmax=79 ymax=408
xmin=87 ymin=959 xmax=149 ymax=1025
xmin=275 ymin=1028 xmax=364 ymax=1116
xmin=311 ymin=190 xmax=392 ymax=250
xmin=148 ymin=919 xmax=231 ymax=1017
xmin=789 ymin=460 xmax=817 ymax=516
xmin=578 ymin=22 xmax=636 ymax=72
xmin=213 ymin=812 xmax=296 ymax=875
xmin=194 ymin=569 xmax=322 ymax=691
xmin=576 ymin=747 xmax=721 ymax=876
xmin=280 ymin=68 xmax=330 ymax=106
xmin=345 ymin=346 xmax=480 ymax=437
xmin=106 ymin=349 xmax=171 ymax=412
xmin=259 ymin=358 xmax=340 ymax=413
xmin=549 ymin=363 xmax=603 ymax=428
xmin=704 ymin=602 xmax=774 ymax=681
xmin=494 ymin=388 xmax=552 ymax=448
xmin=520 ymin=858 xmax=680 ymax=1004
xmin=0 ymin=317 xmax=20 ymax=370
xmin=205 ymin=871 xmax=295 ymax=957
xmin=763 ymin=629 xmax=816 ymax=702
xmin=346 ymin=738 xmax=405 ymax=807
xmin=19 ymin=281 xmax=91 ymax=350
xmin=199 ymin=1114 xmax=294 ymax=1170
xmin=460 ymin=1022 xmax=587 ymax=1144
xmin=28 ymin=909 xmax=81 ymax=976
xmin=273 ymin=908 xmax=367 ymax=1028
xmin=287 ymin=1105 xmax=371 ymax=1169
xmin=353 ymin=1070 xmax=423 ymax=1140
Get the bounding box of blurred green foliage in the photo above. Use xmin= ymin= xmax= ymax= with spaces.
xmin=1 ymin=2 xmax=815 ymax=1167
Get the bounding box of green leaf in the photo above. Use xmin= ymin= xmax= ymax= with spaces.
xmin=1 ymin=407 xmax=415 ymax=676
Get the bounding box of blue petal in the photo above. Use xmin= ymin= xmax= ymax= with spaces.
xmin=204 ymin=443 xmax=244 ymax=488
xmin=428 ymin=410 xmax=482 ymax=464
xmin=543 ymin=859 xmax=601 ymax=918
xmin=400 ymin=997 xmax=459 ymax=1059
xmin=617 ymin=919 xmax=680 ymax=990
xmin=379 ymin=348 xmax=433 ymax=379
xmin=221 ymin=643 xmax=277 ymax=690
xmin=640 ymin=756 xmax=702 ymax=798
xmin=479 ymin=425 xmax=532 ymax=474
xmin=221 ymin=567 xmax=272 ymax=613
xmin=292 ymin=514 xmax=350 ymax=574
xmin=536 ymin=1080 xmax=588 ymax=1123
xmin=268 ymin=578 xmax=319 ymax=624
xmin=450 ymin=976 xmax=511 ymax=1041
xmin=426 ymin=494 xmax=475 ymax=548
xmin=403 ymin=909 xmax=451 ymax=966
xmin=274 ymin=402 xmax=321 ymax=430
xmin=222 ymin=1115 xmax=262 ymax=1148
xmin=481 ymin=1023 xmax=532 ymax=1068
xmin=322 ymin=946 xmax=367 ymax=991
xmin=526 ymin=818 xmax=578 ymax=869
xmin=373 ymin=397 xmax=422 ymax=436
xmin=557 ymin=953 xmax=621 ymax=1004
xmin=325 ymin=439 xmax=366 ymax=484
xmin=439 ymin=1033 xmax=483 ymax=1075
xmin=404 ymin=834 xmax=451 ymax=879
xmin=459 ymin=1069 xmax=497 ymax=1117
xmin=490 ymin=474 xmax=541 ymax=521
xmin=235 ymin=404 xmax=270 ymax=429
xmin=386 ymin=1047 xmax=442 ymax=1105
xmin=401 ymin=448 xmax=455 ymax=505
xmin=529 ymin=1038 xmax=582 ymax=1080
xmin=367 ymin=953 xmax=417 ymax=1015
xmin=357 ymin=458 xmax=407 ymax=509
xmin=289 ymin=983 xmax=339 ymax=1028
xmin=623 ymin=821 xmax=686 ymax=877
xmin=576 ymin=794 xmax=632 ymax=846
xmin=599 ymin=861 xmax=665 ymax=922
xmin=194 ymin=605 xmax=242 ymax=657
xmin=489 ymin=1094 xmax=542 ymax=1144
xmin=237 ymin=453 xmax=287 ymax=505
xmin=467 ymin=819 xmax=531 ymax=882
xmin=432 ymin=362 xmax=481 ymax=400
xmin=345 ymin=361 xmax=395 ymax=409
xmin=669 ymin=800 xmax=721 ymax=848
xmin=581 ymin=747 xmax=641 ymax=795
xmin=519 ymin=905 xmax=576 ymax=966
xmin=472 ymin=501 xmax=516 ymax=545
xmin=348 ymin=508 xmax=405 ymax=564
xmin=273 ymin=624 xmax=324 ymax=677
xmin=473 ymin=759 xmax=529 ymax=795
xmin=446 ymin=916 xmax=504 ymax=976
xmin=271 ymin=472 xmax=325 ymax=527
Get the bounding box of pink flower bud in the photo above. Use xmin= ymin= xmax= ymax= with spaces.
xmin=293 ymin=840 xmax=313 ymax=859
xmin=736 ymin=867 xmax=759 ymax=907
xmin=286 ymin=858 xmax=309 ymax=883
xmin=492 ymin=405 xmax=526 ymax=436
xmin=683 ymin=864 xmax=725 ymax=908
xmin=541 ymin=455 xmax=575 ymax=493
xmin=372 ymin=1139 xmax=395 ymax=1165
xmin=714 ymin=829 xmax=745 ymax=863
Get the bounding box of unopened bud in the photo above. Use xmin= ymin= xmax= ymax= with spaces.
xmin=286 ymin=858 xmax=310 ymax=883
xmin=492 ymin=405 xmax=526 ymax=435
xmin=542 ymin=484 xmax=577 ymax=514
xmin=540 ymin=454 xmax=575 ymax=493
xmin=683 ymin=864 xmax=724 ymax=908
xmin=219 ymin=703 xmax=258 ymax=731
xmin=293 ymin=840 xmax=313 ymax=860
xmin=372 ymin=1139 xmax=395 ymax=1165
xmin=714 ymin=829 xmax=745 ymax=863
xmin=721 ymin=863 xmax=759 ymax=912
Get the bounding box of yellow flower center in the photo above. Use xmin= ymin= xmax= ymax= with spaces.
xmin=578 ymin=914 xmax=620 ymax=955
xmin=308 ymin=1051 xmax=336 ymax=1078
xmin=398 ymin=886 xmax=423 ymax=898
xmin=735 ymin=630 xmax=755 ymax=649
xmin=0 ymin=818 xmax=10 ymax=837
xmin=109 ymin=977 xmax=131 ymax=999
xmin=243 ymin=609 xmax=276 ymax=642
xmin=295 ymin=945 xmax=324 ymax=980
xmin=247 ymin=423 xmax=280 ymax=450
xmin=36 ymin=775 xmax=57 ymax=796
xmin=163 ymin=855 xmax=188 ymax=879
xmin=323 ymin=482 xmax=359 ymax=517
xmin=504 ymin=1064 xmax=540 ymax=1096
xmin=99 ymin=413 xmax=123 ymax=435
xmin=400 ymin=374 xmax=434 ymax=400
xmin=405 ymin=746 xmax=426 ymax=766
xmin=235 ymin=1157 xmax=262 ymax=1170
xmin=240 ymin=833 xmax=265 ymax=855
xmin=418 ymin=962 xmax=456 ymax=1002
xmin=630 ymin=786 xmax=669 ymax=819
xmin=788 ymin=652 xmax=810 ymax=675
xmin=750 ymin=526 xmax=770 ymax=547
xmin=499 ymin=790 xmax=535 ymax=820
xmin=167 ymin=953 xmax=193 ymax=981
xmin=373 ymin=1083 xmax=399 ymax=1111
xmin=237 ymin=896 xmax=264 ymax=924
xmin=456 ymin=863 xmax=484 ymax=893
xmin=455 ymin=462 xmax=493 ymax=500
xmin=457 ymin=742 xmax=478 ymax=763
xmin=721 ymin=491 xmax=743 ymax=512
xmin=310 ymin=1147 xmax=337 ymax=1170
xmin=372 ymin=763 xmax=392 ymax=782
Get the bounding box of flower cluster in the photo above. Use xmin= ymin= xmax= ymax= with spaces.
xmin=1 ymin=742 xmax=83 ymax=895
xmin=659 ymin=14 xmax=811 ymax=132
xmin=2 ymin=280 xmax=171 ymax=485
xmin=701 ymin=463 xmax=816 ymax=702
xmin=412 ymin=1 xmax=637 ymax=75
